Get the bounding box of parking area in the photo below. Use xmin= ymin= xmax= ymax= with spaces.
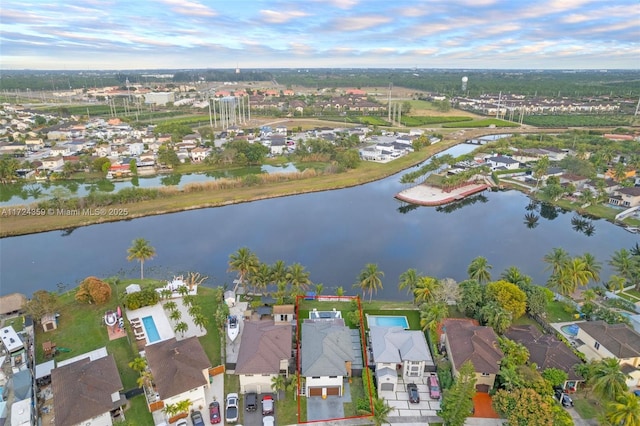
xmin=241 ymin=393 xmax=274 ymax=426
xmin=378 ymin=375 xmax=441 ymax=422
xmin=307 ymin=380 xmax=351 ymax=421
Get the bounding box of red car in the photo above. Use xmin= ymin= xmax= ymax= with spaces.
xmin=261 ymin=395 xmax=274 ymax=415
xmin=209 ymin=401 xmax=221 ymax=424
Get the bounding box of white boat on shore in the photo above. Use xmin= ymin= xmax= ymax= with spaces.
xmin=227 ymin=315 xmax=239 ymax=341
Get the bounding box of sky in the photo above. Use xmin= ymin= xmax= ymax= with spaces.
xmin=1 ymin=0 xmax=639 ymax=70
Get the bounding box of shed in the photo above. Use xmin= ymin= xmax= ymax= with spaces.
xmin=41 ymin=313 xmax=58 ymax=332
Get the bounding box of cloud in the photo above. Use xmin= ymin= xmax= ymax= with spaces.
xmin=260 ymin=9 xmax=310 ymax=24
xmin=332 ymin=15 xmax=392 ymax=31
xmin=157 ymin=0 xmax=217 ymax=17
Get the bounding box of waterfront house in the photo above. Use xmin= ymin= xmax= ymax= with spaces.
xmin=145 ymin=337 xmax=211 ymax=411
xmin=504 ymin=325 xmax=583 ymax=391
xmin=575 ymin=321 xmax=640 ymax=387
xmin=608 ymin=187 xmax=640 ymax=208
xmin=51 ymin=355 xmax=125 ymax=426
xmin=485 ymin=155 xmax=520 ymax=171
xmin=301 ymin=319 xmax=354 ymax=397
xmin=369 ymin=326 xmax=435 ymax=393
xmin=235 ymin=320 xmax=292 ymax=394
xmin=0 ymin=293 xmax=26 ymax=316
xmin=441 ymin=319 xmax=503 ymax=391
xmin=41 ymin=156 xmax=64 ymax=171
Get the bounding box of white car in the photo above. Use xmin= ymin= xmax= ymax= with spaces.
xmin=263 ymin=415 xmax=275 ymax=426
xmin=226 ymin=393 xmax=239 ymax=423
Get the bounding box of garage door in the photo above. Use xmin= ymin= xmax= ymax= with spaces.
xmin=326 ymin=387 xmax=340 ymax=396
xmin=381 ymin=383 xmax=394 ymax=391
xmin=309 ymin=387 xmax=323 ymax=397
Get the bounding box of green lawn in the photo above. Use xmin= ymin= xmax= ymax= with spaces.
xmin=344 ymin=377 xmax=365 ymax=417
xmin=545 ymin=300 xmax=579 ymax=322
xmin=275 ymin=389 xmax=301 ymax=425
xmin=572 ymin=395 xmax=602 ymax=419
xmin=124 ymin=394 xmax=154 ymax=426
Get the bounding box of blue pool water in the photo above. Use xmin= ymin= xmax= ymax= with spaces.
xmin=560 ymin=324 xmax=580 ymax=336
xmin=142 ymin=316 xmax=161 ymax=343
xmin=367 ymin=315 xmax=409 ymax=329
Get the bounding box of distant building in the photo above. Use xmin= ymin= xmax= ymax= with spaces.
xmin=144 ymin=92 xmax=175 ymax=106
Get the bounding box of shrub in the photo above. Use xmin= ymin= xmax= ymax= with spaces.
xmin=75 ymin=276 xmax=112 ymax=304
xmin=125 ymin=288 xmax=160 ymax=310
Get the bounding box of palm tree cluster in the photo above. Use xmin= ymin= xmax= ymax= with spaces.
xmin=228 ymin=248 xmax=312 ymax=302
xmin=543 ymin=248 xmax=601 ymax=296
xmin=397 ymin=268 xmax=460 ymax=333
xmin=576 ymin=358 xmax=639 ymax=426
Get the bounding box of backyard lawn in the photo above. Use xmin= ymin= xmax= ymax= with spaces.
xmin=572 ymin=394 xmax=601 ymax=420
xmin=123 ymin=394 xmax=154 ymax=425
xmin=545 ymin=300 xmax=579 ymax=322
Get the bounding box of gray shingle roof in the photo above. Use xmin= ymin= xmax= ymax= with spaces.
xmin=370 ymin=326 xmax=433 ymax=364
xmin=301 ymin=321 xmax=354 ymax=376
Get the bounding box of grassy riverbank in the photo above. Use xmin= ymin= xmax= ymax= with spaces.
xmin=0 ymin=139 xmax=460 ymax=237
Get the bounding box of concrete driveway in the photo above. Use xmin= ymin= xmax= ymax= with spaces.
xmin=307 ymin=396 xmax=345 ymax=422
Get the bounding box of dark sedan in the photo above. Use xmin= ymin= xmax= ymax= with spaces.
xmin=407 ymin=383 xmax=420 ymax=403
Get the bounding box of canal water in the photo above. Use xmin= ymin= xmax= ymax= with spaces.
xmin=1 ymin=144 xmax=636 ymax=299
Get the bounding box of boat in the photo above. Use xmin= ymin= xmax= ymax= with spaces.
xmin=116 ymin=306 xmax=122 ymax=318
xmin=104 ymin=310 xmax=117 ymax=327
xmin=227 ymin=315 xmax=239 ymax=341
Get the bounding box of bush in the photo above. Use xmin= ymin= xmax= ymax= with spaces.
xmin=125 ymin=288 xmax=160 ymax=310
xmin=75 ymin=276 xmax=112 ymax=304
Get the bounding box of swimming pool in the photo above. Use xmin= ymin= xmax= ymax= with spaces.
xmin=142 ymin=316 xmax=161 ymax=343
xmin=560 ymin=324 xmax=580 ymax=336
xmin=367 ymin=315 xmax=410 ymax=329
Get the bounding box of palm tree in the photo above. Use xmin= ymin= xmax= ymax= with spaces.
xmin=126 ymin=238 xmax=156 ymax=279
xmin=335 ymin=286 xmax=345 ymax=297
xmin=610 ymin=249 xmax=640 ymax=290
xmin=592 ymin=358 xmax=629 ymax=401
xmin=188 ymin=304 xmax=202 ymax=317
xmin=398 ymin=268 xmax=420 ymax=295
xmin=467 ymin=256 xmax=492 ymax=284
xmin=286 ymin=263 xmax=312 ymax=295
xmin=606 ymin=275 xmax=627 ymax=293
xmin=271 ymin=375 xmax=286 ymax=401
xmin=314 ymin=283 xmax=324 ymax=296
xmin=562 ymin=257 xmax=594 ymax=293
xmin=500 ymin=266 xmax=531 ymax=287
xmin=270 ymin=260 xmax=288 ymax=286
xmin=174 ymin=321 xmax=188 ymax=337
xmin=420 ymin=302 xmax=448 ymax=333
xmin=630 ymin=243 xmax=640 ymax=257
xmin=228 ymin=247 xmax=259 ymax=293
xmin=163 ymin=301 xmax=177 ymax=312
xmin=543 ymin=247 xmax=570 ymax=276
xmin=358 ymin=397 xmax=393 ymax=426
xmin=159 ymin=288 xmax=172 ymax=300
xmin=169 ymin=310 xmax=182 ymax=322
xmin=249 ymin=262 xmax=271 ymax=295
xmin=136 ymin=370 xmax=154 ymax=389
xmin=606 ymin=392 xmax=640 ymax=426
xmin=481 ymin=302 xmax=512 ymax=334
xmin=128 ymin=356 xmax=147 ymax=373
xmin=355 ymin=263 xmax=384 ymax=303
xmin=413 ymin=276 xmax=439 ymax=304
xmin=580 ymin=253 xmax=602 ymax=284
xmin=533 ymin=155 xmax=550 ymax=189
xmin=193 ymin=312 xmax=208 ymax=331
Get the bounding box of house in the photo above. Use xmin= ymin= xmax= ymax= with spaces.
xmin=50 ymin=145 xmax=71 ymax=157
xmin=441 ymin=319 xmax=504 ymax=391
xmin=369 ymin=326 xmax=435 ymax=393
xmin=145 ymin=337 xmax=211 ymax=410
xmin=273 ymin=305 xmax=295 ymax=324
xmin=485 ymin=155 xmax=520 ymax=171
xmin=51 ymin=355 xmax=126 ymax=426
xmin=190 ymin=147 xmax=210 ymax=162
xmin=25 ymin=138 xmax=44 ymax=151
xmin=301 ymin=319 xmax=354 ymax=397
xmin=0 ymin=293 xmax=26 ymax=316
xmin=269 ymin=136 xmax=287 ymax=155
xmin=608 ymin=187 xmax=640 ymax=208
xmin=41 ymin=156 xmax=64 ymax=171
xmin=235 ymin=320 xmax=292 ymax=394
xmin=504 ymin=325 xmax=583 ymax=391
xmin=575 ymin=321 xmax=640 ymax=386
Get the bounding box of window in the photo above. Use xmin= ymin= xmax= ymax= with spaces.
xmin=280 ymin=314 xmax=286 ymax=321
xmin=481 ymin=373 xmax=491 ymax=377
xmin=594 ymin=342 xmax=600 ymax=350
xmin=329 ymin=376 xmax=337 ymax=378
xmin=312 ymin=376 xmax=320 ymax=379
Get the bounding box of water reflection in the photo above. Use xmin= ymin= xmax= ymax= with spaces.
xmin=524 ymin=212 xmax=540 ymax=229
xmin=435 ymin=193 xmax=489 ymax=214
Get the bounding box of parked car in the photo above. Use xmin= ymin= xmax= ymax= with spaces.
xmin=407 ymin=383 xmax=420 ymax=403
xmin=634 ymin=389 xmax=640 ymax=397
xmin=245 ymin=392 xmax=258 ymax=411
xmin=176 ymin=420 xmax=188 ymax=426
xmin=191 ymin=410 xmax=205 ymax=426
xmin=428 ymin=375 xmax=441 ymax=400
xmin=554 ymin=388 xmax=574 ymax=407
xmin=262 ymin=395 xmax=274 ymax=415
xmin=209 ymin=401 xmax=221 ymax=424
xmin=263 ymin=415 xmax=275 ymax=426
xmin=226 ymin=393 xmax=239 ymax=423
